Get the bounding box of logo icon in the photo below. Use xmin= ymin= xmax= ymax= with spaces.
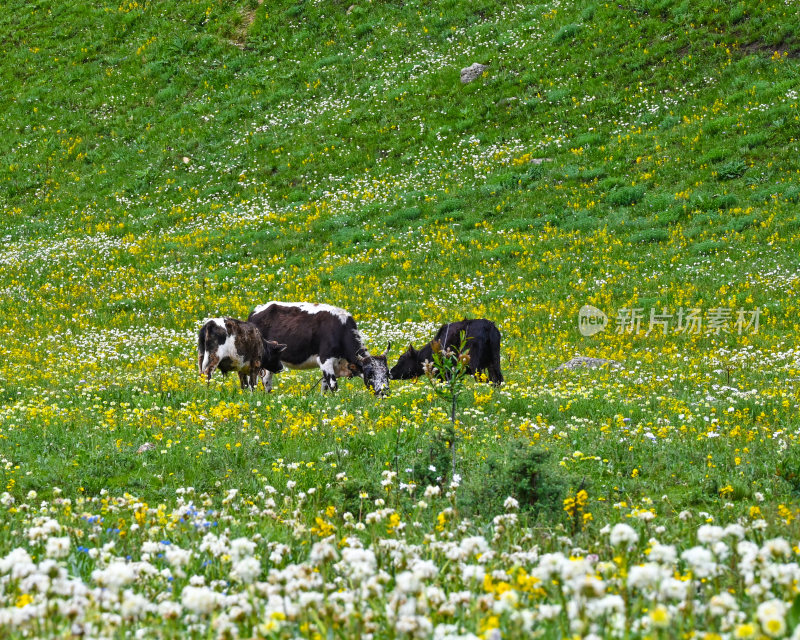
xmin=579 ymin=305 xmax=608 ymax=336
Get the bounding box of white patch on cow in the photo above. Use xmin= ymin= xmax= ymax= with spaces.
xmin=211 ymin=317 xmax=226 ymax=329
xmin=215 ymin=333 xmax=245 ymax=369
xmin=320 ymin=358 xmax=339 ymax=391
xmin=252 ymin=301 xmax=351 ymax=325
xmin=260 ymin=370 xmax=273 ymax=393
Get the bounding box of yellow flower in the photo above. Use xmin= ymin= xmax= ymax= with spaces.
xmin=15 ymin=594 xmax=33 ymax=608
xmin=762 ymin=617 xmax=786 ymax=638
xmin=650 ymin=605 xmax=670 ymax=628
xmin=733 ymin=623 xmax=756 ymax=639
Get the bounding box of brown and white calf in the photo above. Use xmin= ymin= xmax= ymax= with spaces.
xmin=197 ymin=317 xmax=286 ymax=391
xmin=247 ymin=301 xmax=391 ymax=396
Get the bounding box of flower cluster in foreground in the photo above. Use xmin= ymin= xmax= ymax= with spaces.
xmin=3 ymin=486 xmax=800 ymax=639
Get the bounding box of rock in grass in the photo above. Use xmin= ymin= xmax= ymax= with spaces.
xmin=136 ymin=442 xmax=156 ymax=454
xmin=461 ymin=63 xmax=489 ymax=84
xmin=553 ymin=357 xmax=623 ymax=372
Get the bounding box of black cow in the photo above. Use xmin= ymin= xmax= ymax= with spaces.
xmin=390 ymin=319 xmax=503 ymax=386
xmin=197 ymin=317 xmax=286 ymax=391
xmin=247 ymin=301 xmax=391 ymax=396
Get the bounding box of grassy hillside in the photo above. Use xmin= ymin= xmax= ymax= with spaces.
xmin=1 ymin=0 xmax=800 ymax=636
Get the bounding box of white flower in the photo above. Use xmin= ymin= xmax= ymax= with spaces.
xmin=231 ymin=557 xmax=261 ymax=584
xmin=709 ymin=592 xmax=738 ymax=616
xmin=310 ymin=540 xmax=337 ymax=565
xmin=424 ymin=485 xmax=441 ymax=498
xmin=659 ymin=577 xmax=689 ymax=601
xmin=461 ymin=564 xmax=485 ymax=582
xmin=697 ymin=525 xmax=725 ymax=544
xmin=157 ymin=600 xmax=182 ymax=620
xmin=538 ymin=604 xmax=562 ymax=620
xmin=45 ymin=536 xmax=70 ymax=559
xmin=757 ymin=599 xmax=787 ymax=638
xmin=760 ymin=538 xmax=792 ymax=561
xmin=503 ymin=496 xmax=519 ymax=511
xmin=91 ymin=561 xmax=137 ymax=592
xmin=120 ymin=589 xmax=153 ymax=619
xmin=394 ymin=571 xmax=422 ymax=594
xmin=681 ymin=546 xmax=717 ymax=578
xmin=724 ymin=523 xmax=746 ymax=539
xmin=627 ymin=563 xmax=667 ymax=590
xmin=411 ymin=559 xmax=438 ymax=580
xmin=181 ymin=585 xmax=219 ymax=614
xmin=609 ymin=523 xmax=639 ymax=547
xmin=165 ymin=546 xmax=192 ymax=569
xmin=230 ymin=537 xmax=256 ymax=562
xmin=648 ymin=541 xmax=677 ymax=565
xmin=460 ymin=536 xmax=489 ymax=557
xmin=336 ymin=548 xmax=377 ymax=583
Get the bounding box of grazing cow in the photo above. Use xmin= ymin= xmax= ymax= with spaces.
xmin=197 ymin=317 xmax=286 ymax=391
xmin=390 ymin=318 xmax=504 ymax=386
xmin=247 ymin=301 xmax=391 ymax=396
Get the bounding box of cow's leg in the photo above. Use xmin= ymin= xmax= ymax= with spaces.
xmin=488 ymin=349 xmax=503 ymax=386
xmin=197 ymin=349 xmax=205 ymax=376
xmin=202 ymin=354 xmax=220 ymax=383
xmin=260 ymin=370 xmax=274 ymax=393
xmin=238 ymin=371 xmax=251 ymax=391
xmin=248 ymin=369 xmax=259 ymax=392
xmin=319 ymin=358 xmax=339 ymax=393
xmin=465 ymin=344 xmax=487 ymax=382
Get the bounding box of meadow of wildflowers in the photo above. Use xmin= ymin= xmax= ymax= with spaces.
xmin=1 ymin=0 xmax=800 ymax=637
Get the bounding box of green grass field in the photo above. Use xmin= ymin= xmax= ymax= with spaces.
xmin=1 ymin=0 xmax=800 ymax=637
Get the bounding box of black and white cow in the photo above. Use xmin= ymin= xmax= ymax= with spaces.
xmin=247 ymin=301 xmax=391 ymax=396
xmin=197 ymin=317 xmax=286 ymax=391
xmin=390 ymin=318 xmax=504 ymax=386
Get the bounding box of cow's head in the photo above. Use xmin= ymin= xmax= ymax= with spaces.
xmin=389 ymin=344 xmax=425 ymax=380
xmin=358 ymin=342 xmax=391 ymax=397
xmin=260 ymin=340 xmax=287 ymax=373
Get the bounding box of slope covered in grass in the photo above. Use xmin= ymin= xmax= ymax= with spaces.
xmin=1 ymin=0 xmax=800 ymax=637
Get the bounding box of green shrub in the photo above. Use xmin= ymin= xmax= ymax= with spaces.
xmin=546 ymin=88 xmax=570 ymax=104
xmin=739 ymin=132 xmax=768 ymax=149
xmin=700 ymin=148 xmax=727 ymax=165
xmin=717 ymin=159 xmax=747 ymax=181
xmin=716 ymin=193 xmax=738 ymax=210
xmin=659 ymin=114 xmax=681 ymax=130
xmin=606 ymin=185 xmax=646 ymax=207
xmin=553 ymin=23 xmax=582 ymax=44
xmin=691 ymin=240 xmax=726 ymax=255
xmin=436 ymin=198 xmax=464 ymax=215
xmin=630 ymin=228 xmax=669 ymax=243
xmin=599 ymin=176 xmax=625 ymax=191
xmin=410 ymin=433 xmax=452 ymax=489
xmin=575 ymin=132 xmax=605 ymax=148
xmin=720 ymin=213 xmax=758 ymax=234
xmin=463 ymin=446 xmax=569 ymax=520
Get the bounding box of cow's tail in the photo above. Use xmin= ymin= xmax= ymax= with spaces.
xmin=197 ymin=327 xmax=207 ymax=375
